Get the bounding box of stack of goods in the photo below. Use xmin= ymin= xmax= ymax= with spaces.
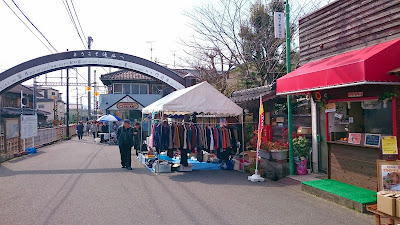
xmin=377 ymin=191 xmax=400 ymax=216
xmin=149 ymin=159 xmax=173 ymax=173
xmin=147 ymin=121 xmax=242 ymax=166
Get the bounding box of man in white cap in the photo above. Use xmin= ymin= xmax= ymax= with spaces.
xmin=116 ymin=119 xmax=134 ymax=170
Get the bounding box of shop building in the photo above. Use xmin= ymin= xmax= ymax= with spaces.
xmin=99 ymin=69 xmax=194 ymax=122
xmin=277 ymin=0 xmax=400 ymax=190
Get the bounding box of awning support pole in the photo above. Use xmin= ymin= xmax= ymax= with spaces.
xmin=286 ymin=0 xmax=294 ymax=175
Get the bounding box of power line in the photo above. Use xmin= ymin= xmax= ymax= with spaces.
xmin=10 ymin=0 xmax=58 ymax=52
xmin=62 ymin=1 xmax=108 ymax=74
xmin=2 ymin=0 xmax=53 ymax=53
xmin=70 ymin=0 xmax=87 ymax=42
xmin=62 ymin=0 xmax=86 ymax=49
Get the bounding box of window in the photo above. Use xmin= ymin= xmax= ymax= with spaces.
xmin=113 ymin=84 xmax=122 ymax=94
xmin=132 ymin=84 xmax=148 ymax=94
xmin=123 ymin=84 xmax=131 ymax=94
xmin=132 ymin=84 xmax=139 ymax=94
xmin=140 ymin=84 xmax=148 ymax=94
xmin=51 ymin=92 xmax=55 ymax=96
xmin=152 ymin=85 xmax=163 ymax=95
xmin=328 ymin=100 xmax=393 ymax=142
xmin=38 ymin=104 xmax=45 ymax=109
xmin=113 ymin=83 xmax=148 ymax=94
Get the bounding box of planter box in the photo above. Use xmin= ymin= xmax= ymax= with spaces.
xmin=270 ymin=149 xmax=288 ymax=161
xmin=259 ymin=150 xmax=271 ymax=159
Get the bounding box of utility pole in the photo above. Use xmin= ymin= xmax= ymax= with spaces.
xmin=94 ymin=70 xmax=97 ymax=119
xmin=146 ymin=41 xmax=155 ymax=61
xmin=87 ymin=36 xmax=93 ymax=121
xmin=285 ymin=0 xmax=294 ymax=175
xmin=172 ymin=50 xmax=177 ymax=68
xmin=76 ymin=73 xmax=79 ymax=122
xmin=66 ymin=59 xmax=70 ymax=139
xmin=33 ymin=77 xmax=37 ymax=148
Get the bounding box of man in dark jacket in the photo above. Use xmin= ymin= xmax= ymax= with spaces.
xmin=117 ymin=119 xmax=134 ymax=170
xmin=76 ymin=122 xmax=84 ymax=140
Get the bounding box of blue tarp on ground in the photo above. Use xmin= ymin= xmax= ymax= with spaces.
xmin=137 ymin=155 xmax=222 ymax=172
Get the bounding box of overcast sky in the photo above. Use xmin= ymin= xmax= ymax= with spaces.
xmin=0 ymin=0 xmax=333 ymax=104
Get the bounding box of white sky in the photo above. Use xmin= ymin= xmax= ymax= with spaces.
xmin=0 ymin=0 xmax=334 ymax=104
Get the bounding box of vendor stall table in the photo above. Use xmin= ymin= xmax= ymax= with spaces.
xmin=367 ymin=204 xmax=398 ymax=225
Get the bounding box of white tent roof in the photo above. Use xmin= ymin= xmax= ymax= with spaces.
xmin=142 ymin=82 xmax=243 ymax=116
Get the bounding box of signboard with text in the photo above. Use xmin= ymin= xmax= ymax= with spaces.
xmin=117 ymin=102 xmax=139 ymax=109
xmin=274 ymin=12 xmax=285 ymax=39
xmin=382 ymin=136 xmax=398 ymax=155
xmin=5 ymin=118 xmax=19 ymax=139
xmin=21 ymin=115 xmax=38 ymax=139
xmin=364 ymin=134 xmax=381 ymax=147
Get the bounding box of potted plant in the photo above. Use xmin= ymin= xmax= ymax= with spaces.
xmin=259 ymin=142 xmax=272 ymax=159
xmin=269 ymin=141 xmax=289 ymax=161
xmin=250 ymin=130 xmax=272 ymax=159
xmin=293 ymin=136 xmax=311 ymax=175
xmin=379 ymin=92 xmax=397 ymax=108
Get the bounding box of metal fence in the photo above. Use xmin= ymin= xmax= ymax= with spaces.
xmin=0 ymin=124 xmax=76 ymax=162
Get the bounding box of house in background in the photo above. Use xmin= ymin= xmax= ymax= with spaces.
xmin=0 ymin=84 xmax=49 ymax=130
xmin=36 ymin=87 xmax=66 ymax=124
xmin=99 ymin=69 xmax=191 ymax=122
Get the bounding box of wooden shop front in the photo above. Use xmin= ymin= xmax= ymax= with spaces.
xmin=277 ymin=38 xmax=400 ymax=190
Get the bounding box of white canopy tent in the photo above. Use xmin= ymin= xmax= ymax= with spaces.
xmin=141 ymin=82 xmax=245 ymax=173
xmin=142 ymin=82 xmax=243 ymax=116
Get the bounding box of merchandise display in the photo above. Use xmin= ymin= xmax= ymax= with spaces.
xmin=148 ymin=121 xmax=241 ymax=166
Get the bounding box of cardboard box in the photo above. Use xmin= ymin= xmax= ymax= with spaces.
xmin=203 ymin=153 xmax=217 ymax=162
xmin=396 ymin=198 xmax=400 ymax=217
xmin=242 ymin=151 xmax=257 ymax=164
xmin=377 ymin=192 xmax=396 ymax=216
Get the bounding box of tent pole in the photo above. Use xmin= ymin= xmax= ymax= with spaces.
xmin=157 ymin=111 xmax=163 ymax=175
xmin=140 ymin=113 xmax=144 ymax=153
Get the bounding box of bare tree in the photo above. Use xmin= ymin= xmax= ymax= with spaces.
xmin=183 ymin=0 xmax=335 ymax=91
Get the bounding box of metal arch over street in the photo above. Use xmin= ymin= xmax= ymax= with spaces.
xmin=0 ymin=50 xmax=186 ymax=94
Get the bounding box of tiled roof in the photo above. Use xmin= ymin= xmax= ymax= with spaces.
xmin=6 ymin=84 xmax=43 ymax=97
xmin=230 ymin=84 xmax=275 ymax=103
xmin=1 ymin=107 xmax=50 ymax=116
xmin=100 ymin=68 xmax=198 ymax=86
xmin=100 ymin=69 xmax=153 ymax=82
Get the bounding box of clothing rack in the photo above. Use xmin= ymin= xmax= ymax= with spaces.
xmin=140 ymin=111 xmax=246 ymax=174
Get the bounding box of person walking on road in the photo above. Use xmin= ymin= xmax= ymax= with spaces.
xmin=117 ymin=119 xmax=134 ymax=170
xmin=77 ymin=122 xmax=84 ymax=140
xmin=132 ymin=121 xmax=141 ymax=156
xmin=86 ymin=122 xmax=90 ymax=136
xmin=91 ymin=122 xmax=98 ymax=139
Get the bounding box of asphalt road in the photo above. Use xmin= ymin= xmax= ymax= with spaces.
xmin=0 ymin=136 xmax=373 ymax=225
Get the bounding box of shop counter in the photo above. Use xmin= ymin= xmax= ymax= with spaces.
xmin=327 ymin=141 xmax=379 ymax=191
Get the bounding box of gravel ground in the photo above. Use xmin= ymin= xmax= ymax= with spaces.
xmin=0 ymin=136 xmax=374 ymax=225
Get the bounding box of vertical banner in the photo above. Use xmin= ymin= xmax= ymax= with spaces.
xmin=256 ymin=97 xmax=264 ymax=160
xmin=274 ymin=12 xmax=285 ymax=39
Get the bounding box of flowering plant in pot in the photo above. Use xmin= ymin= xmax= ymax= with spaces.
xmin=268 ymin=141 xmax=289 ymax=161
xmin=293 ymin=136 xmax=311 ymax=175
xmin=250 ymin=130 xmax=272 ymax=159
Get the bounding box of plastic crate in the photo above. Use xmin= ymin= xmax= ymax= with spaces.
xmin=153 ymin=164 xmax=171 ymax=173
